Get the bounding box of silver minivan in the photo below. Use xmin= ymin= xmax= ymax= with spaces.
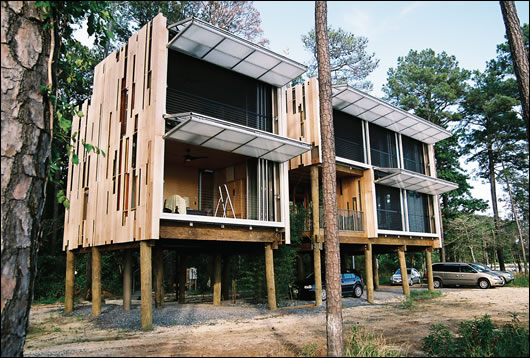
xmin=432 ymin=262 xmax=504 ymax=289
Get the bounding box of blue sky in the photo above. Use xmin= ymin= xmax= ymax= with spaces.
xmin=254 ymin=1 xmax=529 ymax=216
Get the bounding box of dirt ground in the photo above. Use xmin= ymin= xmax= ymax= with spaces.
xmin=24 ymin=286 xmax=529 ymax=357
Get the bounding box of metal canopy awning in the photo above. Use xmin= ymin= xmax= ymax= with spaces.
xmin=374 ymin=168 xmax=458 ymax=195
xmin=168 ymin=18 xmax=307 ymax=87
xmin=164 ymin=112 xmax=312 ymax=163
xmin=332 ymin=85 xmax=452 ymax=144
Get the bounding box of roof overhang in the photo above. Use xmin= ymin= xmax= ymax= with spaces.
xmin=164 ymin=112 xmax=312 ymax=163
xmin=332 ymin=85 xmax=452 ymax=144
xmin=374 ymin=168 xmax=458 ymax=195
xmin=168 ymin=18 xmax=306 ymax=87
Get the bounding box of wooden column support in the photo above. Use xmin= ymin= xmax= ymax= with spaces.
xmin=311 ymin=165 xmax=321 ymax=242
xmin=398 ymin=247 xmax=410 ymax=297
xmin=140 ymin=241 xmax=153 ymax=330
xmin=365 ymin=244 xmax=374 ymax=303
xmin=425 ymin=248 xmax=434 ymax=292
xmin=372 ymin=250 xmax=379 ymax=291
xmin=123 ymin=249 xmax=132 ymax=311
xmin=313 ymin=243 xmax=323 ymax=306
xmin=222 ymin=256 xmax=230 ymax=301
xmin=154 ymin=246 xmax=164 ymax=309
xmin=213 ymin=254 xmax=222 ymax=306
xmin=92 ymin=247 xmax=102 ymax=316
xmin=65 ymin=250 xmax=75 ymax=314
xmin=178 ymin=254 xmax=186 ymax=304
xmin=265 ymin=244 xmax=277 ymax=310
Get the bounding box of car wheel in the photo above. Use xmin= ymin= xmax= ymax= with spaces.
xmin=353 ymin=285 xmax=363 ymax=298
xmin=478 ymin=279 xmax=490 ymax=289
xmin=408 ymin=278 xmax=413 ymax=286
xmin=322 ymin=288 xmax=327 ymax=301
xmin=501 ymin=277 xmax=506 ymax=285
xmin=433 ymin=279 xmax=442 ymax=289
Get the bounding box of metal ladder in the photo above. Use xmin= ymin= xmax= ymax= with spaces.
xmin=214 ymin=184 xmax=236 ymax=218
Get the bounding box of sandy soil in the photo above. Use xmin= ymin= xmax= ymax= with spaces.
xmin=24 ymin=286 xmax=529 ymax=357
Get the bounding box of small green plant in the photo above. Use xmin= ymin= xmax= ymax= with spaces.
xmin=344 ymin=326 xmax=403 ymax=357
xmin=299 ymin=343 xmax=319 ymax=357
xmin=422 ymin=314 xmax=529 ymax=357
xmin=401 ymin=290 xmax=441 ymax=309
xmin=507 ymin=273 xmax=529 ymax=287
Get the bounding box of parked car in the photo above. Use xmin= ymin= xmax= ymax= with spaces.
xmin=391 ymin=268 xmax=422 ymax=286
xmin=470 ymin=263 xmax=514 ymax=285
xmin=297 ymin=270 xmax=364 ymax=301
xmin=432 ymin=262 xmax=504 ymax=289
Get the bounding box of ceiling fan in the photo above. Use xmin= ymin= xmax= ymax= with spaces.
xmin=184 ymin=149 xmax=208 ymax=162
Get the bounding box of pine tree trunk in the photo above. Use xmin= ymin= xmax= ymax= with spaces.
xmin=315 ymin=2 xmax=343 ymax=356
xmin=500 ymin=1 xmax=530 ymax=147
xmin=487 ymin=145 xmax=505 ymax=271
xmin=1 ymin=2 xmax=51 ymax=356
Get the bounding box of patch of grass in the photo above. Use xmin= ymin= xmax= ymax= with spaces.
xmin=422 ymin=314 xmax=529 ymax=357
xmin=299 ymin=343 xmax=319 ymax=357
xmin=401 ymin=290 xmax=442 ymax=309
xmin=344 ymin=326 xmax=404 ymax=357
xmin=507 ymin=273 xmax=529 ymax=287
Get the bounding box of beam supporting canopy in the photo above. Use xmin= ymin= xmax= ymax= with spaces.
xmin=374 ymin=167 xmax=458 ymax=195
xmin=164 ymin=112 xmax=312 ymax=163
xmin=332 ymin=85 xmax=452 ymax=144
xmin=168 ymin=18 xmax=306 ymax=87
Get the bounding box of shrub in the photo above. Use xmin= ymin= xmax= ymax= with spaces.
xmin=344 ymin=326 xmax=403 ymax=357
xmin=422 ymin=314 xmax=529 ymax=357
xmin=507 ymin=272 xmax=529 ymax=287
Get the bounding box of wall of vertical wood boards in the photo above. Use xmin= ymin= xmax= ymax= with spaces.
xmin=286 ymin=77 xmax=321 ymax=168
xmin=63 ymin=14 xmax=168 ymax=250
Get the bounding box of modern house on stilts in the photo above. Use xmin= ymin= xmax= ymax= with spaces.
xmin=63 ymin=14 xmax=458 ymax=330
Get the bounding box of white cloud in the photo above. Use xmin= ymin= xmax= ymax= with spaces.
xmin=399 ymin=1 xmax=425 ymax=18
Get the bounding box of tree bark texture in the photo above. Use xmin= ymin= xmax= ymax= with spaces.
xmin=1 ymin=2 xmax=51 ymax=356
xmin=487 ymin=145 xmax=505 ymax=271
xmin=315 ymin=1 xmax=343 ymax=356
xmin=500 ymin=1 xmax=530 ymax=145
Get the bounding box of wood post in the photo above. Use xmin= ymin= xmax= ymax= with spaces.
xmin=425 ymin=248 xmax=434 ymax=292
xmin=123 ymin=249 xmax=132 ymax=311
xmin=311 ymin=165 xmax=320 ymax=242
xmin=265 ymin=244 xmax=277 ymax=310
xmin=91 ymin=247 xmax=102 ymax=316
xmin=398 ymin=247 xmax=410 ymax=297
xmin=213 ymin=253 xmax=222 ymax=306
xmin=178 ymin=255 xmax=186 ymax=304
xmin=65 ymin=250 xmax=75 ymax=314
xmin=314 ymin=243 xmax=323 ymax=306
xmin=154 ymin=246 xmax=164 ymax=309
xmin=372 ymin=251 xmax=379 ymax=290
xmin=365 ymin=244 xmax=374 ymax=303
xmin=140 ymin=241 xmax=152 ymax=330
xmin=222 ymin=256 xmax=230 ymax=301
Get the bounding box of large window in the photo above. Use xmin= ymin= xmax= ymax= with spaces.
xmin=369 ymin=124 xmax=397 ymax=168
xmin=402 ymin=135 xmax=425 ymax=174
xmin=406 ymin=190 xmax=430 ymax=233
xmin=166 ymin=50 xmax=273 ymax=132
xmin=333 ymin=110 xmax=364 ymax=162
xmin=375 ymin=184 xmax=402 ymax=231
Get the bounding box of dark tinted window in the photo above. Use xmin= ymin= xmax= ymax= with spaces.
xmin=460 ymin=265 xmax=476 ymax=273
xmin=407 ymin=191 xmax=430 ymax=233
xmin=369 ymin=123 xmax=398 ymax=168
xmin=402 ymin=135 xmax=425 ymax=174
xmin=334 ymin=110 xmax=364 ymax=162
xmin=432 ymin=264 xmax=443 ymax=271
xmin=376 ymin=184 xmax=402 ymax=230
xmin=444 ymin=265 xmax=460 ymax=273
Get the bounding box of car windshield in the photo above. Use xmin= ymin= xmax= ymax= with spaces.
xmin=470 ymin=264 xmax=488 ymax=272
xmin=395 ymin=269 xmax=412 ymax=274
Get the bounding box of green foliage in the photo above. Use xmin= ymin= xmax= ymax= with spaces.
xmin=422 ymin=314 xmax=529 ymax=357
xmin=507 ymin=272 xmax=529 ymax=287
xmin=344 ymin=326 xmax=403 ymax=357
xmin=302 ymin=26 xmax=379 ymax=90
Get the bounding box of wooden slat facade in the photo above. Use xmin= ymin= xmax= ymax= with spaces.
xmin=63 ymin=15 xmax=168 ymax=250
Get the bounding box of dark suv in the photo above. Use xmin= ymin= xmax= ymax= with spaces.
xmin=432 ymin=262 xmax=504 ymax=289
xmin=297 ymin=270 xmax=364 ymax=301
